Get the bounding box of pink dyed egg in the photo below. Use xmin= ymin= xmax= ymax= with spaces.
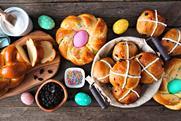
xmin=73 ymin=30 xmax=89 ymax=48
xmin=21 ymin=92 xmax=34 ymax=105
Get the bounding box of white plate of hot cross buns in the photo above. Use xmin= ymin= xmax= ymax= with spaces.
xmin=90 ymin=36 xmax=164 ymax=108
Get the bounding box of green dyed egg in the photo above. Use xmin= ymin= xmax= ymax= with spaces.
xmin=74 ymin=92 xmax=91 ymax=106
xmin=38 ymin=15 xmax=55 ymax=30
xmin=168 ymin=79 xmax=181 ymax=94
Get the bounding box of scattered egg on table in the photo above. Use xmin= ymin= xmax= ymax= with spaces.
xmin=38 ymin=15 xmax=55 ymax=30
xmin=168 ymin=79 xmax=181 ymax=94
xmin=21 ymin=92 xmax=34 ymax=105
xmin=73 ymin=30 xmax=89 ymax=48
xmin=0 ymin=37 xmax=10 ymax=48
xmin=113 ymin=19 xmax=129 ymax=35
xmin=74 ymin=92 xmax=92 ymax=106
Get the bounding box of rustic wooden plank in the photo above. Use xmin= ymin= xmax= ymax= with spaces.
xmin=0 ymin=1 xmax=180 ymax=121
xmin=0 ymin=2 xmax=180 ymax=27
xmin=0 ymin=0 xmax=173 ymax=4
xmin=0 ymin=106 xmax=180 ymax=121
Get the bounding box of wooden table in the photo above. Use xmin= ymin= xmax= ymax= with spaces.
xmin=0 ymin=0 xmax=180 ymax=121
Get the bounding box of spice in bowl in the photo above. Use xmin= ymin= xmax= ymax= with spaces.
xmin=64 ymin=68 xmax=85 ymax=88
xmin=35 ymin=79 xmax=68 ymax=112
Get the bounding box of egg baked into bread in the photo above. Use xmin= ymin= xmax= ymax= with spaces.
xmin=154 ymin=58 xmax=181 ymax=110
xmin=56 ymin=14 xmax=108 ymax=65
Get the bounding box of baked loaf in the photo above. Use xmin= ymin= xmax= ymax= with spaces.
xmin=135 ymin=52 xmax=164 ymax=84
xmin=109 ymin=60 xmax=141 ymax=89
xmin=112 ymin=41 xmax=138 ymax=61
xmin=56 ymin=14 xmax=107 ymax=65
xmin=154 ymin=58 xmax=181 ymax=110
xmin=93 ymin=57 xmax=114 ymax=83
xmin=0 ymin=36 xmax=56 ymax=96
xmin=112 ymin=85 xmax=141 ymax=104
xmin=137 ymin=10 xmax=166 ymax=37
xmin=161 ymin=29 xmax=181 ymax=56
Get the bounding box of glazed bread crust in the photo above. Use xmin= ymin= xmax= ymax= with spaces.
xmin=109 ymin=60 xmax=141 ymax=89
xmin=136 ymin=52 xmax=164 ymax=84
xmin=56 ymin=14 xmax=108 ymax=65
xmin=137 ymin=10 xmax=166 ymax=37
xmin=153 ymin=58 xmax=181 ymax=110
xmin=93 ymin=57 xmax=114 ymax=83
xmin=161 ymin=29 xmax=181 ymax=56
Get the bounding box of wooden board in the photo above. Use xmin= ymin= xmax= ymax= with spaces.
xmin=0 ymin=31 xmax=60 ymax=100
xmin=0 ymin=1 xmax=180 ymax=121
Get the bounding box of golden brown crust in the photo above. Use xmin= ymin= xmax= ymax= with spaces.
xmin=153 ymin=58 xmax=181 ymax=110
xmin=112 ymin=41 xmax=138 ymax=61
xmin=109 ymin=60 xmax=141 ymax=89
xmin=56 ymin=13 xmax=108 ymax=65
xmin=112 ymin=85 xmax=141 ymax=104
xmin=137 ymin=10 xmax=166 ymax=37
xmin=136 ymin=52 xmax=164 ymax=84
xmin=0 ymin=32 xmax=56 ymax=96
xmin=93 ymin=57 xmax=114 ymax=83
xmin=161 ymin=29 xmax=181 ymax=56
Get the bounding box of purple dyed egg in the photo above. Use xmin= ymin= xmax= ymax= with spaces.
xmin=73 ymin=30 xmax=89 ymax=48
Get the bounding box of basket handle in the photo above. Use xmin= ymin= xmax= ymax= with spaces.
xmin=147 ymin=37 xmax=171 ymax=61
xmin=89 ymin=84 xmax=108 ymax=109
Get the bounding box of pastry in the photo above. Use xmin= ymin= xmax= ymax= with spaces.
xmin=153 ymin=58 xmax=181 ymax=110
xmin=112 ymin=41 xmax=138 ymax=61
xmin=109 ymin=60 xmax=141 ymax=89
xmin=0 ymin=37 xmax=56 ymax=96
xmin=93 ymin=57 xmax=114 ymax=83
xmin=112 ymin=85 xmax=141 ymax=104
xmin=56 ymin=14 xmax=108 ymax=65
xmin=161 ymin=28 xmax=181 ymax=56
xmin=137 ymin=10 xmax=167 ymax=37
xmin=135 ymin=52 xmax=164 ymax=84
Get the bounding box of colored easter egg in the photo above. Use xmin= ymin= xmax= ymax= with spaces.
xmin=113 ymin=19 xmax=129 ymax=35
xmin=73 ymin=30 xmax=89 ymax=48
xmin=38 ymin=15 xmax=55 ymax=30
xmin=167 ymin=79 xmax=181 ymax=94
xmin=74 ymin=92 xmax=91 ymax=106
xmin=0 ymin=37 xmax=10 ymax=48
xmin=21 ymin=92 xmax=34 ymax=105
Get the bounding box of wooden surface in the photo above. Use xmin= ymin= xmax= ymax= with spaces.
xmin=0 ymin=0 xmax=181 ymax=121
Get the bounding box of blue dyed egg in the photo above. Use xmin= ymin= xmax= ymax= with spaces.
xmin=74 ymin=92 xmax=91 ymax=106
xmin=0 ymin=37 xmax=10 ymax=48
xmin=38 ymin=15 xmax=55 ymax=30
xmin=168 ymin=79 xmax=181 ymax=94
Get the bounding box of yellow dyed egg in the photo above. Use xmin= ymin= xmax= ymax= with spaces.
xmin=113 ymin=19 xmax=129 ymax=35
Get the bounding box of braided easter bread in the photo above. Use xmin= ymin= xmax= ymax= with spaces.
xmin=153 ymin=58 xmax=181 ymax=110
xmin=0 ymin=32 xmax=56 ymax=96
xmin=56 ymin=14 xmax=107 ymax=65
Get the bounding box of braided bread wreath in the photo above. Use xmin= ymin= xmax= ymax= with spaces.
xmin=0 ymin=31 xmax=57 ymax=96
xmin=88 ymin=37 xmax=163 ymax=108
xmin=154 ymin=58 xmax=181 ymax=110
xmin=56 ymin=14 xmax=107 ymax=65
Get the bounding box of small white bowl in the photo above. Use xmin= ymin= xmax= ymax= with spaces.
xmin=0 ymin=7 xmax=33 ymax=37
xmin=64 ymin=67 xmax=85 ymax=88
